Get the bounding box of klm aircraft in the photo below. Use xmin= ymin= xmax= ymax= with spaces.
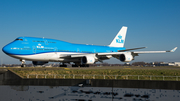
xmin=2 ymin=26 xmax=177 ymax=67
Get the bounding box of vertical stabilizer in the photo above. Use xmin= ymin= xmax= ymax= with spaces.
xmin=109 ymin=26 xmax=127 ymax=47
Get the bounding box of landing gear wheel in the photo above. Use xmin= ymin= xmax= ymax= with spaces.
xmin=59 ymin=65 xmax=67 ymax=67
xmin=80 ymin=64 xmax=89 ymax=67
xmin=21 ymin=64 xmax=26 ymax=67
xmin=59 ymin=63 xmax=67 ymax=67
xmin=72 ymin=64 xmax=79 ymax=67
xmin=20 ymin=59 xmax=26 ymax=68
xmin=72 ymin=63 xmax=81 ymax=67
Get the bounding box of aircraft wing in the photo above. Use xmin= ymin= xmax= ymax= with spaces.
xmin=60 ymin=47 xmax=177 ymax=58
xmin=60 ymin=54 xmax=93 ymax=58
xmin=97 ymin=47 xmax=177 ymax=62
xmin=118 ymin=47 xmax=147 ymax=52
xmin=98 ymin=47 xmax=177 ymax=56
xmin=133 ymin=47 xmax=177 ymax=54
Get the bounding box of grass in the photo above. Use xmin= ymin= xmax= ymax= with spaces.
xmin=11 ymin=66 xmax=180 ymax=81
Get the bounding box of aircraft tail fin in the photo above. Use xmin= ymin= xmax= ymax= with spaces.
xmin=109 ymin=26 xmax=127 ymax=47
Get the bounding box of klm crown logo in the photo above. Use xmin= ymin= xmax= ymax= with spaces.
xmin=116 ymin=35 xmax=124 ymax=43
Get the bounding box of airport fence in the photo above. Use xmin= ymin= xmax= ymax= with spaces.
xmin=26 ymin=74 xmax=180 ymax=81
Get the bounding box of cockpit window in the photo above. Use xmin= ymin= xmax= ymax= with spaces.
xmin=15 ymin=38 xmax=23 ymax=41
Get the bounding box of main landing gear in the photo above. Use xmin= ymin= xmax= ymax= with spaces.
xmin=72 ymin=63 xmax=89 ymax=67
xmin=59 ymin=62 xmax=89 ymax=67
xmin=20 ymin=59 xmax=26 ymax=67
xmin=59 ymin=63 xmax=67 ymax=67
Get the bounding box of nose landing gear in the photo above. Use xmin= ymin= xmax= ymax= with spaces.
xmin=20 ymin=59 xmax=26 ymax=67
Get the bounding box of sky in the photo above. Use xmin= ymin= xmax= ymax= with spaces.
xmin=0 ymin=0 xmax=180 ymax=64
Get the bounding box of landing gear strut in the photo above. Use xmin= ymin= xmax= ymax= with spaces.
xmin=20 ymin=59 xmax=26 ymax=67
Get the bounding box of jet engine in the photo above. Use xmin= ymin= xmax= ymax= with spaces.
xmin=119 ymin=53 xmax=133 ymax=62
xmin=32 ymin=61 xmax=48 ymax=65
xmin=81 ymin=56 xmax=95 ymax=64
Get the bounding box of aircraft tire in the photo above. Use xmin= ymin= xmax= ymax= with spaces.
xmin=21 ymin=64 xmax=26 ymax=67
xmin=59 ymin=65 xmax=67 ymax=67
xmin=72 ymin=64 xmax=79 ymax=67
xmin=80 ymin=64 xmax=89 ymax=67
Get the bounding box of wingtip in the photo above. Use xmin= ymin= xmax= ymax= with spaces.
xmin=170 ymin=47 xmax=177 ymax=52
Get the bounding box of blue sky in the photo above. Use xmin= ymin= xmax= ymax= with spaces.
xmin=0 ymin=0 xmax=180 ymax=64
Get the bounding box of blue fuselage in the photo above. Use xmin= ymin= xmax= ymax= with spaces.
xmin=2 ymin=37 xmax=126 ymax=56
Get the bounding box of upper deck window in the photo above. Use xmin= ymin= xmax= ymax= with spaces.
xmin=15 ymin=38 xmax=23 ymax=41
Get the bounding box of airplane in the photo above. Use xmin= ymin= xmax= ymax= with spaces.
xmin=2 ymin=26 xmax=177 ymax=67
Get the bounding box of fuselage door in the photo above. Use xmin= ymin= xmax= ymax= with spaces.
xmin=33 ymin=46 xmax=36 ymax=54
xmin=45 ymin=40 xmax=48 ymax=45
xmin=54 ymin=47 xmax=58 ymax=54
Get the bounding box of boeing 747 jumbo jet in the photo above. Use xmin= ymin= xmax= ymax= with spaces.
xmin=2 ymin=26 xmax=177 ymax=67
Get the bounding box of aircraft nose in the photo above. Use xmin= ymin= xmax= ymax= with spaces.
xmin=2 ymin=44 xmax=11 ymax=54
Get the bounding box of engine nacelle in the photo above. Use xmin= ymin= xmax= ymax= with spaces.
xmin=32 ymin=61 xmax=48 ymax=65
xmin=81 ymin=56 xmax=95 ymax=64
xmin=119 ymin=53 xmax=133 ymax=62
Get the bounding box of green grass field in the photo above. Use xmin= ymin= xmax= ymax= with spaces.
xmin=11 ymin=66 xmax=180 ymax=81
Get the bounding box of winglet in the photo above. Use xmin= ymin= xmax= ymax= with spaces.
xmin=170 ymin=47 xmax=177 ymax=52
